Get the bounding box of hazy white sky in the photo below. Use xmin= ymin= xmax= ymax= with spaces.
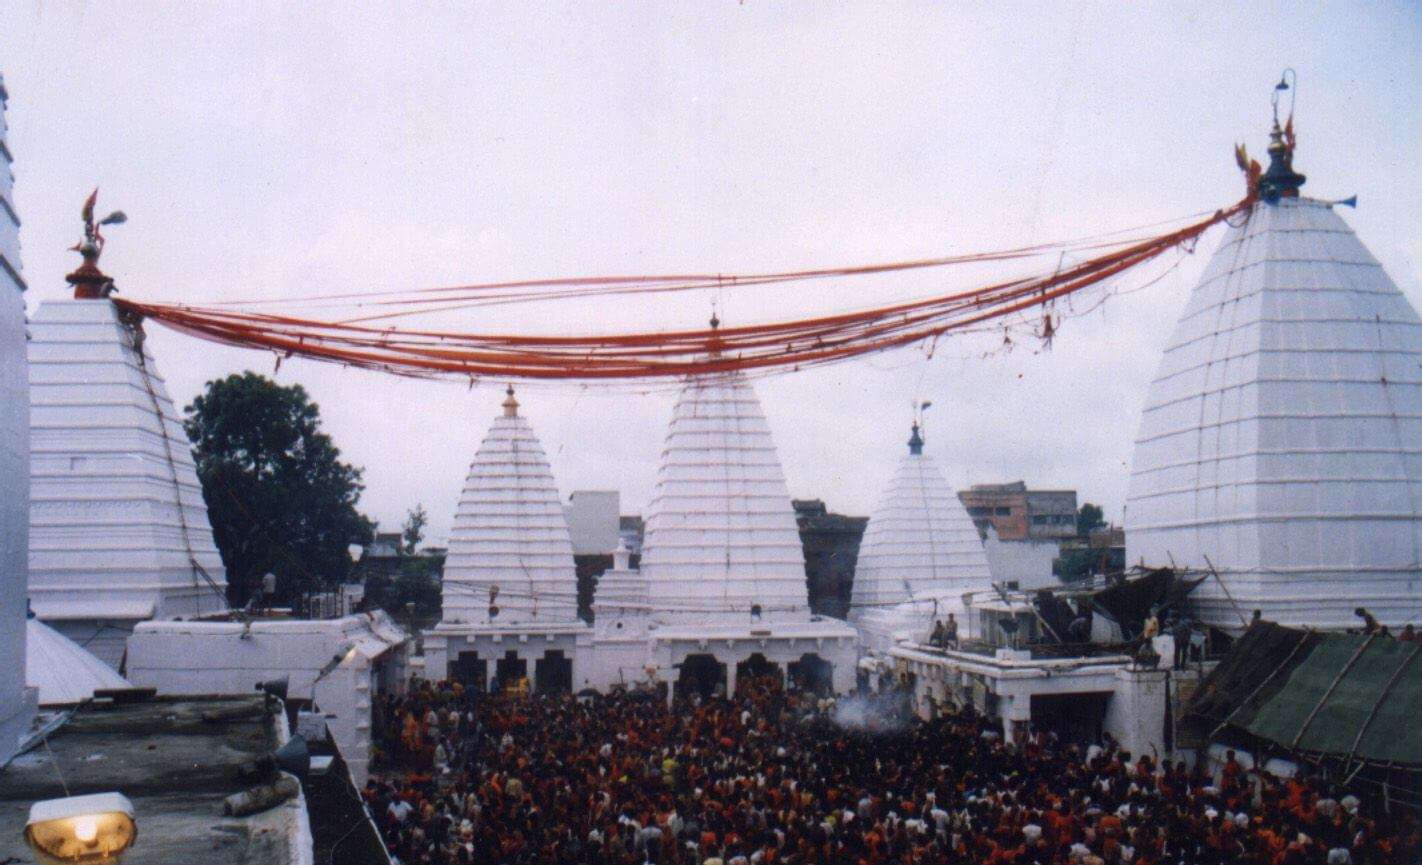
xmin=3 ymin=3 xmax=1419 ymax=545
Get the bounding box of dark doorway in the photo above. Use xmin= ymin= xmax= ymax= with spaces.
xmin=495 ymin=650 xmax=528 ymax=692
xmin=1031 ymin=692 xmax=1111 ymax=745
xmin=451 ymin=651 xmax=487 ymax=693
xmin=535 ymin=650 xmax=573 ymax=694
xmin=735 ymin=653 xmax=781 ymax=695
xmin=676 ymin=654 xmax=726 ymax=699
xmin=788 ymin=653 xmax=834 ymax=694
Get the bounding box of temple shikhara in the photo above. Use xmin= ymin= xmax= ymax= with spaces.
xmin=1126 ymin=131 xmax=1422 ymax=629
xmin=2 ymin=48 xmax=1420 ymax=865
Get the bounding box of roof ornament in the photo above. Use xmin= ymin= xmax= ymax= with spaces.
xmin=909 ymin=400 xmax=932 ymax=454
xmin=1258 ymin=69 xmax=1306 ymax=203
xmin=502 ymin=384 xmax=519 ymax=417
xmin=707 ymin=308 xmax=725 ymax=358
xmin=66 ymin=189 xmax=127 ymax=299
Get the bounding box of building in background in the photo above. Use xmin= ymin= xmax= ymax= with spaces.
xmin=618 ymin=515 xmax=644 ymax=557
xmin=959 ymin=482 xmax=1078 ymax=541
xmin=565 ymin=490 xmax=620 ymax=555
xmin=793 ymin=499 xmax=867 ymax=619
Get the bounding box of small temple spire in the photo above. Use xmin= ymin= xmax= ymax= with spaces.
xmin=502 ymin=384 xmax=519 ymax=417
xmin=907 ymin=422 xmax=924 ymax=455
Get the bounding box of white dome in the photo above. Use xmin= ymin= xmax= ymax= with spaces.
xmin=642 ymin=371 xmax=810 ymax=625
xmin=441 ymin=389 xmax=579 ymax=625
xmin=1126 ymin=196 xmax=1422 ymax=629
xmin=850 ymin=425 xmax=992 ymax=645
xmin=26 ymin=617 xmax=130 ymax=706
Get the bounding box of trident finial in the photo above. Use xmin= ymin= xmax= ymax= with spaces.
xmin=66 ymin=189 xmax=127 ymax=299
xmin=1260 ymin=70 xmax=1305 ymax=203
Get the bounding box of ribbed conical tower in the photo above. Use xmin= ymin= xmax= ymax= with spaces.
xmin=28 ymin=293 xmax=228 ymax=666
xmin=0 ymin=71 xmax=38 ymax=764
xmin=441 ymin=387 xmax=579 ymax=625
xmin=851 ymin=423 xmax=992 ymax=621
xmin=642 ymin=371 xmax=811 ymax=625
xmin=1127 ymin=137 xmax=1422 ymax=629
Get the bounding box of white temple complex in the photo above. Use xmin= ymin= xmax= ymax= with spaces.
xmin=27 ymin=278 xmax=228 ymax=667
xmin=628 ymin=369 xmax=857 ymax=696
xmin=423 ymin=386 xmax=591 ymax=693
xmin=1126 ymin=125 xmax=1422 ymax=630
xmin=425 ymin=371 xmax=859 ymax=697
xmin=849 ymin=422 xmax=994 ymax=656
xmin=0 ymin=72 xmax=38 ymax=765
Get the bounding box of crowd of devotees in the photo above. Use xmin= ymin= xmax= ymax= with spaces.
xmin=363 ymin=676 xmax=1419 ymax=865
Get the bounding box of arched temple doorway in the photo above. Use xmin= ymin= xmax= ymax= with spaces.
xmin=788 ymin=653 xmax=833 ymax=694
xmin=451 ymin=651 xmax=487 ymax=693
xmin=495 ymin=650 xmax=528 ymax=693
xmin=735 ymin=653 xmax=782 ymax=695
xmin=675 ymin=654 xmax=726 ymax=699
xmin=534 ymin=650 xmax=573 ymax=694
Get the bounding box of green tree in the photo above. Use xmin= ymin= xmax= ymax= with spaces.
xmin=1076 ymin=502 xmax=1106 ymax=538
xmin=402 ymin=504 xmax=428 ymax=556
xmin=185 ymin=372 xmax=374 ymax=607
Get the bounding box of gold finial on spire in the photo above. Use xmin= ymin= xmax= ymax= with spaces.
xmin=502 ymin=384 xmax=519 ymax=417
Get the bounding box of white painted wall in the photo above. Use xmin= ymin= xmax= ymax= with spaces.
xmin=982 ymin=527 xmax=1060 ymax=591
xmin=125 ymin=612 xmax=408 ymax=786
xmin=565 ymin=490 xmax=620 ymax=555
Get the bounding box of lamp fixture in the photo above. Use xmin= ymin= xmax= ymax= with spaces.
xmin=25 ymin=792 xmax=136 ymax=863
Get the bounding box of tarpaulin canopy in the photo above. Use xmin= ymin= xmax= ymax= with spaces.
xmin=1187 ymin=622 xmax=1422 ymax=768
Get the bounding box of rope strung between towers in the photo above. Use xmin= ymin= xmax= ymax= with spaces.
xmin=103 ymin=191 xmax=1257 ymax=382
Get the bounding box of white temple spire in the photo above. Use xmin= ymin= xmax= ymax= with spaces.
xmin=850 ymin=419 xmax=992 ymax=652
xmin=1127 ymin=123 xmax=1422 ymax=629
xmin=441 ymin=389 xmax=579 ymax=625
xmin=641 ymin=370 xmax=811 ymax=625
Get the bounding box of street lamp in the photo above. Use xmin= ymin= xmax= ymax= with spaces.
xmin=25 ymin=792 xmax=136 ymax=863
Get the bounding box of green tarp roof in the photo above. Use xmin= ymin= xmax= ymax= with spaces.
xmin=1187 ymin=623 xmax=1422 ymax=767
xmin=1246 ymin=633 xmax=1422 ymax=765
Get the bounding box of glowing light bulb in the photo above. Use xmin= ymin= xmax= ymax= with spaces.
xmin=72 ymin=814 xmax=99 ymax=844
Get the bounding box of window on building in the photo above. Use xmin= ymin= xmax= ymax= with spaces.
xmin=995 ymin=507 xmax=1011 ymax=516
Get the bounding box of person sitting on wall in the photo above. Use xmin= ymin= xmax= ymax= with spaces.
xmin=1356 ymin=607 xmax=1381 ymax=635
xmin=943 ymin=612 xmax=959 ymax=648
xmin=929 ymin=620 xmax=946 ymax=649
xmin=1140 ymin=610 xmax=1160 ymax=641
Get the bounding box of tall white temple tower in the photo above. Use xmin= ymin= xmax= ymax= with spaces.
xmin=850 ymin=422 xmax=993 ymax=655
xmin=1127 ymin=121 xmax=1422 ymax=630
xmin=424 ymin=387 xmax=590 ymax=692
xmin=27 ymin=204 xmax=227 ymax=668
xmin=0 ymin=72 xmax=39 ymax=765
xmin=636 ymin=364 xmax=857 ymax=696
